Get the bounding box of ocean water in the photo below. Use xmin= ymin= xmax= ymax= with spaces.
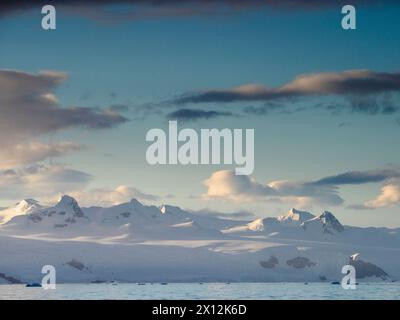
xmin=0 ymin=282 xmax=399 ymax=300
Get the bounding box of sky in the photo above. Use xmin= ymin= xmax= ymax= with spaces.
xmin=0 ymin=1 xmax=399 ymax=227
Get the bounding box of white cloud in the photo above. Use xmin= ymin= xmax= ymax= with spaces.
xmin=53 ymin=185 xmax=160 ymax=207
xmin=203 ymin=170 xmax=343 ymax=208
xmin=0 ymin=141 xmax=85 ymax=169
xmin=204 ymin=170 xmax=271 ymax=201
xmin=364 ymin=182 xmax=400 ymax=209
xmin=0 ymin=164 xmax=92 ymax=200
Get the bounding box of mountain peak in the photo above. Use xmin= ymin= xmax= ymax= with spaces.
xmin=0 ymin=198 xmax=42 ymax=225
xmin=55 ymin=195 xmax=84 ymax=217
xmin=318 ymin=211 xmax=344 ymax=233
xmin=130 ymin=198 xmax=143 ymax=207
xmin=301 ymin=210 xmax=344 ymax=234
xmin=350 ymin=253 xmax=360 ymax=262
xmin=278 ymin=208 xmax=315 ymax=225
xmin=16 ymin=199 xmax=39 ymax=210
xmin=20 ymin=198 xmax=38 ymax=205
xmin=57 ymin=195 xmax=78 ymax=206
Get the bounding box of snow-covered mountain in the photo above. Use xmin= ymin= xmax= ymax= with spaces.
xmin=223 ymin=208 xmax=345 ymax=238
xmin=278 ymin=208 xmax=315 ymax=227
xmin=301 ymin=211 xmax=344 ymax=234
xmin=0 ymin=197 xmax=399 ymax=284
xmin=3 ymin=195 xmax=90 ymax=233
xmin=0 ymin=199 xmax=43 ymax=225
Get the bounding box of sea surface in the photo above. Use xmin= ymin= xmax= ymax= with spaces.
xmin=0 ymin=282 xmax=399 ymax=300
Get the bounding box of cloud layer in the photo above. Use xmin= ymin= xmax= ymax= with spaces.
xmin=51 ymin=185 xmax=160 ymax=207
xmin=0 ymin=70 xmax=127 ymax=140
xmin=315 ymin=169 xmax=400 ymax=185
xmin=1 ymin=1 xmax=397 ymax=20
xmin=167 ymin=109 xmax=233 ymax=121
xmin=203 ymin=168 xmax=400 ymax=209
xmin=0 ymin=164 xmax=92 ymax=200
xmin=173 ymin=70 xmax=400 ymax=114
xmin=0 ymin=69 xmax=127 ymax=168
xmin=0 ymin=142 xmax=85 ymax=169
xmin=365 ymin=182 xmax=400 ymax=209
xmin=203 ymin=170 xmax=343 ymax=207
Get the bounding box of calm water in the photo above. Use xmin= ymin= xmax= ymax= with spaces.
xmin=0 ymin=283 xmax=399 ymax=300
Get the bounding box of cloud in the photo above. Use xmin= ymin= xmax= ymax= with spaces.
xmin=0 ymin=69 xmax=127 ymax=166
xmin=0 ymin=164 xmax=92 ymax=200
xmin=203 ymin=170 xmax=343 ymax=207
xmin=173 ymin=70 xmax=400 ymax=114
xmin=203 ymin=168 xmax=400 ymax=208
xmin=0 ymin=164 xmax=159 ymax=206
xmin=314 ymin=169 xmax=400 ymax=185
xmin=59 ymin=185 xmax=160 ymax=207
xmin=364 ymin=183 xmax=400 ymax=208
xmin=267 ymin=180 xmax=343 ymax=206
xmin=0 ymin=1 xmax=397 ymax=20
xmin=204 ymin=170 xmax=272 ymax=200
xmin=167 ymin=108 xmax=233 ymax=121
xmin=190 ymin=208 xmax=255 ymax=220
xmin=349 ymin=180 xmax=400 ymax=210
xmin=242 ymin=101 xmax=288 ymax=115
xmin=0 ymin=69 xmax=127 ymax=139
xmin=0 ymin=141 xmax=85 ymax=170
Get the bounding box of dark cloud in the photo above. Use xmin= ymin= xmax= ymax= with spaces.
xmin=348 ymin=94 xmax=399 ymax=115
xmin=242 ymin=101 xmax=286 ymax=115
xmin=106 ymin=104 xmax=130 ymax=113
xmin=0 ymin=0 xmax=396 ymax=19
xmin=0 ymin=69 xmax=127 ymax=166
xmin=314 ymin=169 xmax=400 ymax=186
xmin=167 ymin=108 xmax=233 ymax=121
xmin=0 ymin=0 xmax=398 ymax=19
xmin=243 ymin=101 xmax=307 ymax=115
xmin=173 ymin=70 xmax=400 ymax=115
xmin=0 ymin=70 xmax=127 ymax=138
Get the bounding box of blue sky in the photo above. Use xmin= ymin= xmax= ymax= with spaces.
xmin=0 ymin=1 xmax=399 ymax=227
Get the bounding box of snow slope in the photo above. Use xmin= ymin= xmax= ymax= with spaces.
xmin=0 ymin=199 xmax=43 ymax=225
xmin=0 ymin=197 xmax=399 ymax=283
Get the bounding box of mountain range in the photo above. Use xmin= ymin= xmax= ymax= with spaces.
xmin=0 ymin=196 xmax=399 ymax=284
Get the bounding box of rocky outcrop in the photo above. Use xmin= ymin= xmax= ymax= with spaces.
xmin=65 ymin=259 xmax=90 ymax=272
xmin=0 ymin=272 xmax=22 ymax=284
xmin=286 ymin=257 xmax=316 ymax=269
xmin=260 ymin=256 xmax=279 ymax=269
xmin=301 ymin=211 xmax=344 ymax=235
xmin=349 ymin=253 xmax=389 ymax=280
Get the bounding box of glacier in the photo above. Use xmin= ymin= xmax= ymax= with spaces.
xmin=0 ymin=196 xmax=399 ymax=284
